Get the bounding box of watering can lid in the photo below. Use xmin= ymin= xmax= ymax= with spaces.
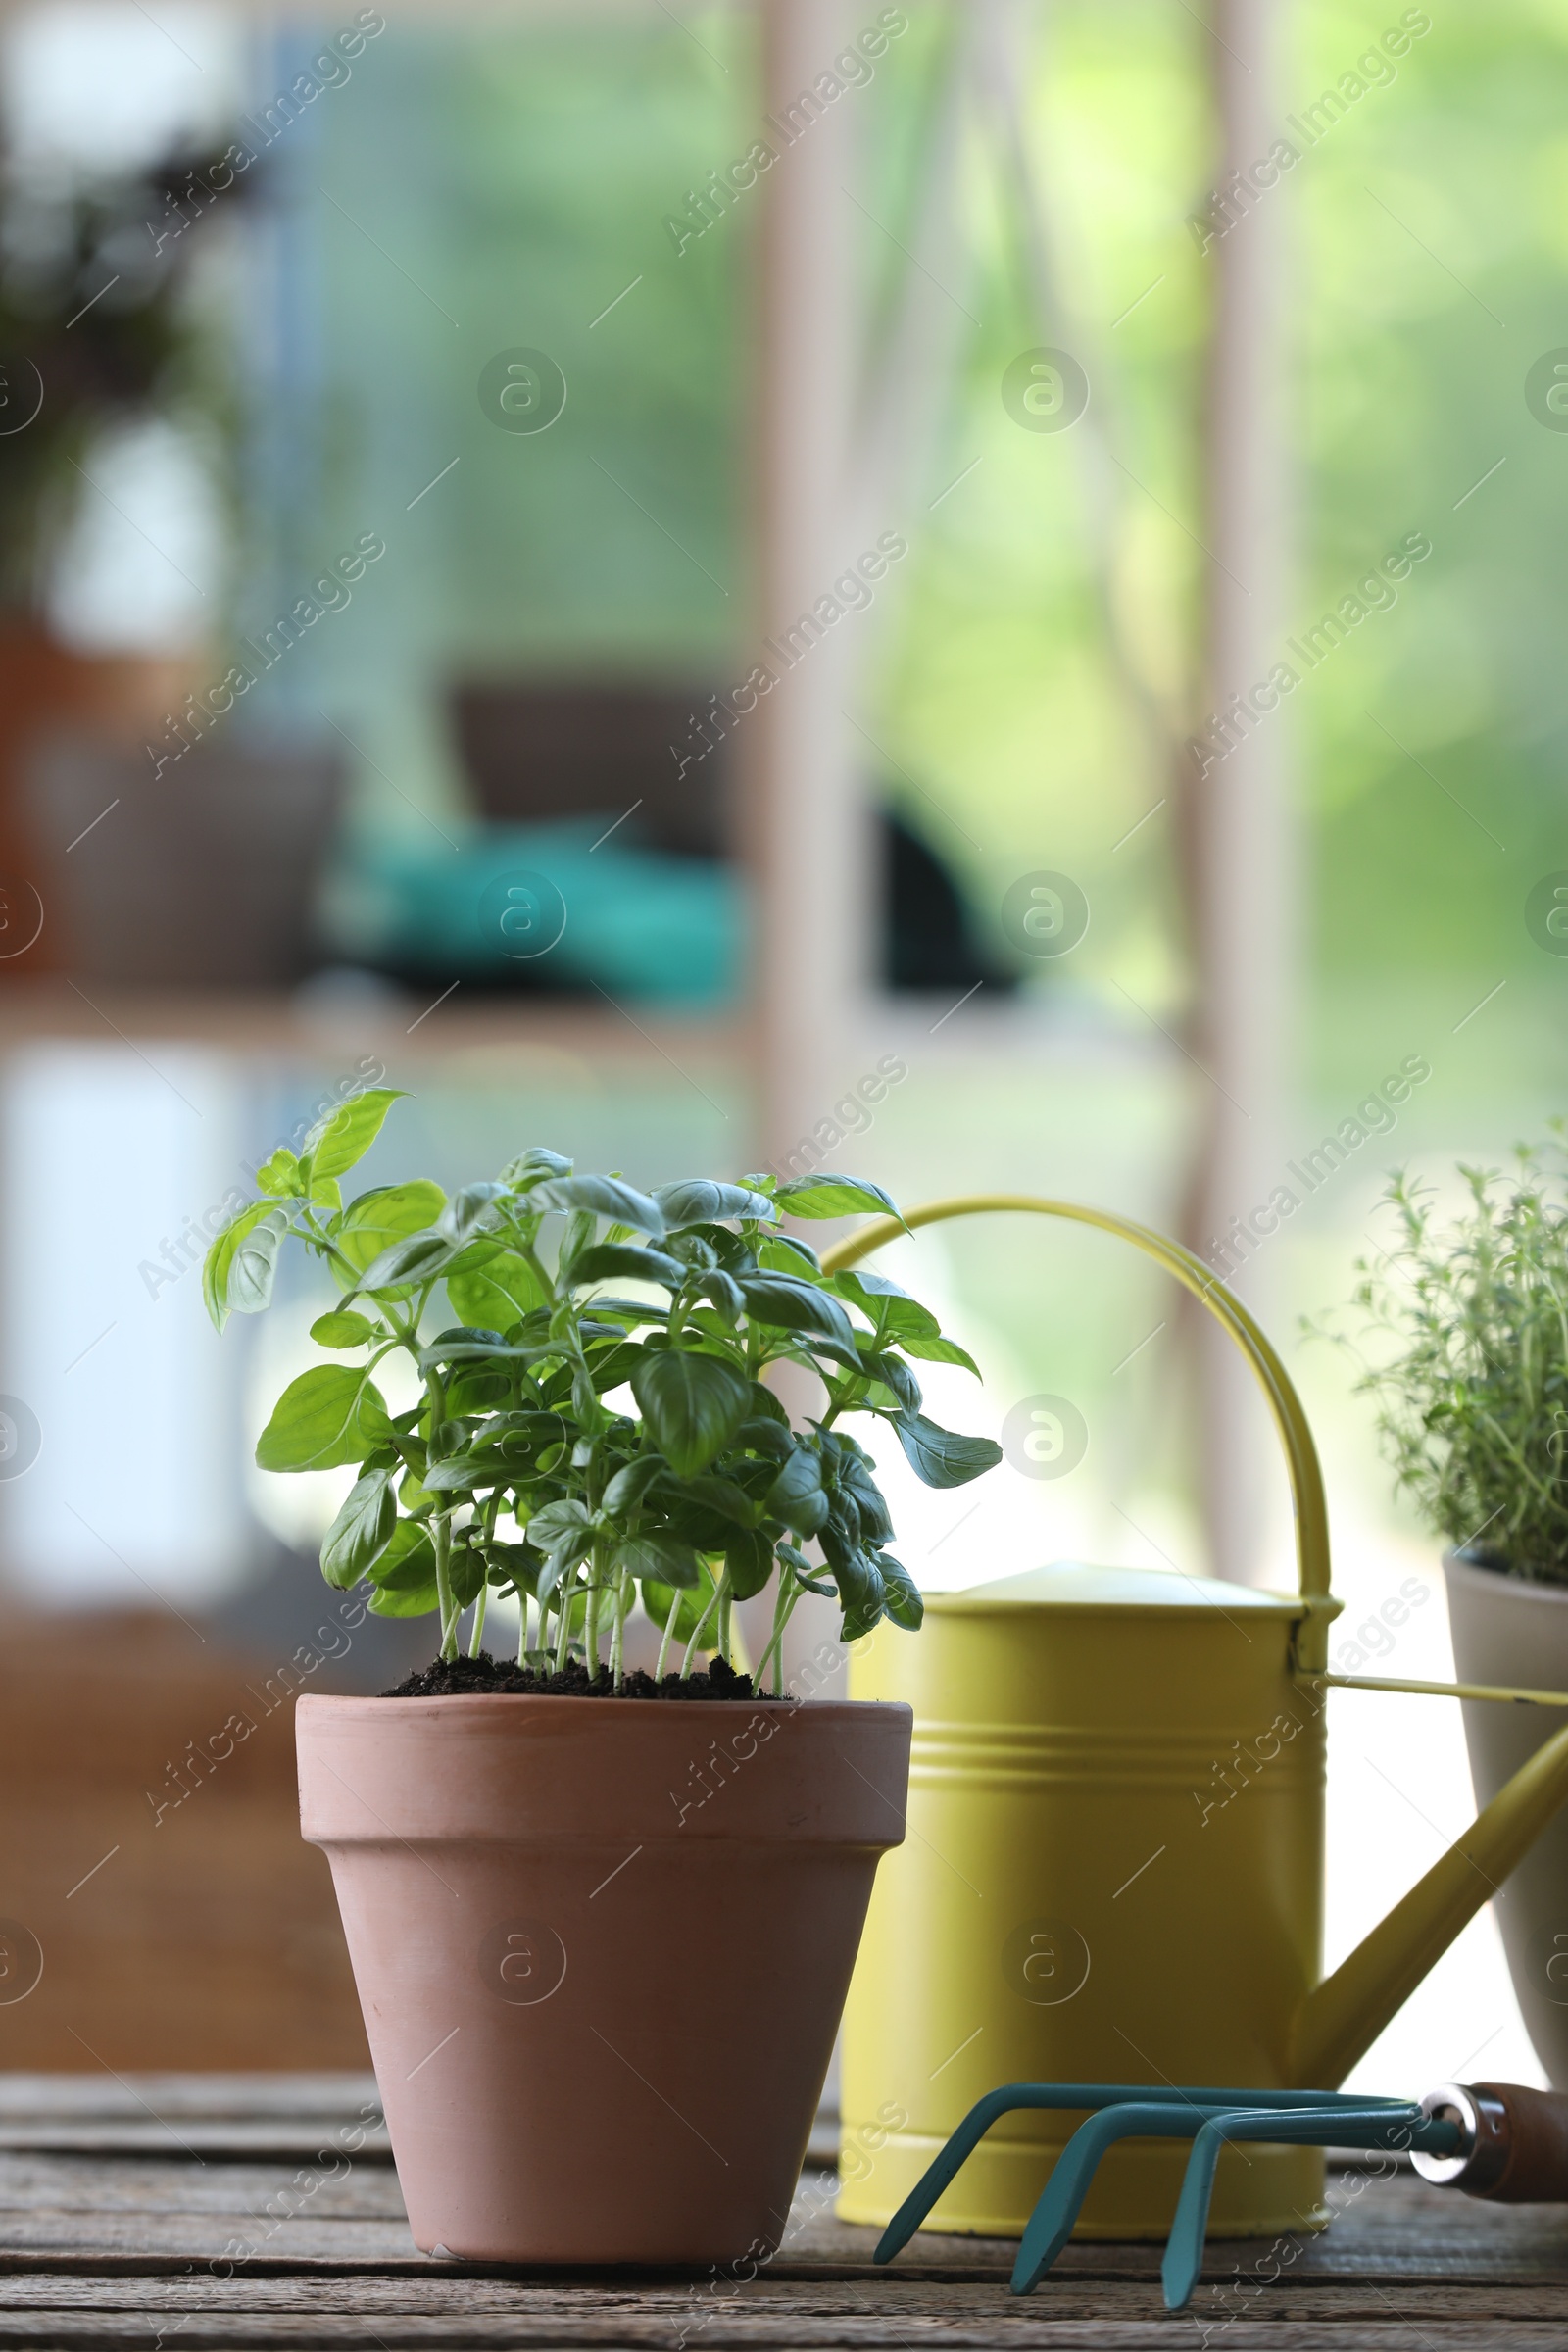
xmin=925 ymin=1561 xmax=1302 ymax=1614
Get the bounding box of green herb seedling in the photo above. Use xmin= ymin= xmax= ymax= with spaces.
xmin=1326 ymin=1139 xmax=1568 ymax=1582
xmin=205 ymin=1094 xmax=1003 ymax=1687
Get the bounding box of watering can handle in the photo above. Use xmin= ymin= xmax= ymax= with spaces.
xmin=819 ymin=1194 xmax=1338 ymax=1671
xmin=823 ymin=1196 xmax=1568 ymax=2091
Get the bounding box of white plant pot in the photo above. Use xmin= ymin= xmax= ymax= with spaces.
xmin=1444 ymin=1550 xmax=1568 ymax=2086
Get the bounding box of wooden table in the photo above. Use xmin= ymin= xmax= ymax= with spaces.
xmin=1 ymin=2077 xmax=1566 ymax=2348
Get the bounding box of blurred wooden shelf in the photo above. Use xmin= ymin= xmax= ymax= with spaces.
xmin=0 ymin=981 xmax=751 ymax=1075
xmin=0 ymin=981 xmax=1180 ymax=1083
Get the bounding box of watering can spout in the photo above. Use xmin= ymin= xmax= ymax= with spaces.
xmin=1291 ymin=1715 xmax=1568 ymax=2089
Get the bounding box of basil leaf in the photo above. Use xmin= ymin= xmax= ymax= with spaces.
xmin=737 ymin=1274 xmax=857 ymax=1346
xmin=583 ymin=1342 xmax=648 ymax=1392
xmin=724 ymin=1524 xmax=775 ymax=1600
xmin=348 ymin=1226 xmax=464 ymax=1299
xmin=472 ymin=1409 xmax=567 ymax=1458
xmin=661 ymin=1471 xmax=757 ymax=1527
xmin=399 ymin=1465 xmax=435 ymax=1519
xmin=202 ymin=1200 xmax=275 ymax=1333
xmin=332 ymin=1181 xmax=447 ymax=1291
xmin=777 ymin=1541 xmax=836 ymax=1597
xmin=446 ymin=1249 xmax=550 ymax=1332
xmin=530 ymin=1175 xmax=666 ymax=1239
xmin=319 ymin=1468 xmax=396 ymax=1588
xmin=255 ymin=1147 xmax=303 ymax=1198
xmin=733 ymin=1415 xmax=791 ymax=1459
xmin=503 ymin=1148 xmax=573 ymax=1185
xmin=757 ymin=1234 xmax=822 ymax=1275
xmin=537 ymin=1521 xmax=594 ymax=1601
xmin=310 ymin=1309 xmax=377 ymax=1349
xmin=616 ymin=1532 xmax=701 ymax=1586
xmin=840 ymin=1464 xmax=893 ymax=1543
xmin=450 ymin=1541 xmax=486 ymax=1608
xmin=572 ymin=1242 xmax=688 ymax=1290
xmin=603 ymin=1455 xmax=667 ymax=1514
xmin=859 ymin=1349 xmax=922 ymax=1413
xmin=893 ymin=1411 xmax=1004 ymax=1489
xmin=630 ymin=1349 xmax=750 ymax=1477
xmin=641 ymin=1563 xmax=720 ymax=1648
xmin=830 ymin=1270 xmax=941 ymax=1341
xmin=898 ymin=1330 xmax=983 ymax=1377
xmin=227 ymin=1207 xmax=290 ymax=1316
xmin=693 ymin=1269 xmax=744 ymax=1323
xmin=878 ymin=1552 xmax=924 ymax=1632
xmin=654 ymin=1179 xmax=778 ymax=1228
xmin=774 ymin=1175 xmax=902 ymax=1221
xmin=370 ymin=1519 xmax=438 ymax=1588
xmin=767 ymin=1446 xmax=830 ymax=1536
xmin=527 ymin=1497 xmax=593 ymax=1547
xmin=256 ymin=1365 xmax=392 ymax=1473
xmin=420 ymin=1453 xmax=486 ymax=1494
xmin=486 ymin=1540 xmax=545 ymax=1598
xmin=831 ymin=1543 xmax=885 ymax=1615
xmin=439 ymin=1182 xmax=510 ymax=1244
xmin=368 ymin=1584 xmax=439 ymax=1618
xmin=302 ymin=1088 xmax=408 ymax=1180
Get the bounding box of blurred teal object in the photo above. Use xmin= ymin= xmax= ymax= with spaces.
xmin=355 ymin=819 xmax=742 ymax=1004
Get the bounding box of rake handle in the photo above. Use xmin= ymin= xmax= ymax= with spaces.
xmin=1435 ymin=2082 xmax=1568 ymax=2200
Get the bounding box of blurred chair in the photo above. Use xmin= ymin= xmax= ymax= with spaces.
xmin=24 ymin=734 xmax=344 ymax=987
xmin=882 ymin=809 xmax=1016 ymax=995
xmin=447 ymin=677 xmax=1015 ymax=995
xmin=450 ymin=678 xmax=728 ymax=858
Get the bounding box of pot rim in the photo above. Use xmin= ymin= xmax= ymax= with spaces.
xmin=1443 ymin=1546 xmax=1568 ymax=1604
xmin=296 ymin=1690 xmax=912 ymax=1848
xmin=296 ymin=1691 xmax=910 ymax=1719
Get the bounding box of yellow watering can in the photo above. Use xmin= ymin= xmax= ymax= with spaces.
xmin=824 ymin=1196 xmax=1568 ymax=2242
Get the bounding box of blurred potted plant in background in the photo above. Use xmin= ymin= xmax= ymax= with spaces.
xmin=1338 ymin=1141 xmax=1568 ymax=2085
xmin=0 ymin=140 xmax=242 ymax=958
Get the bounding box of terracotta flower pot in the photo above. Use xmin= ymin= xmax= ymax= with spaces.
xmin=297 ymin=1691 xmax=911 ymax=2264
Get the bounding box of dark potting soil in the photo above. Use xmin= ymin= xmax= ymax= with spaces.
xmin=382 ymin=1651 xmax=794 ymax=1702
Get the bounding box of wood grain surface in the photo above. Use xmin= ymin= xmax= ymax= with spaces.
xmin=0 ymin=2081 xmax=1563 ymax=2347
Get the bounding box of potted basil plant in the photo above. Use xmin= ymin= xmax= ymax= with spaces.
xmin=205 ymin=1089 xmax=1001 ymax=2263
xmin=1341 ymin=1147 xmax=1568 ymax=2087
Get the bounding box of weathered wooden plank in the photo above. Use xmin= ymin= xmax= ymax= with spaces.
xmin=0 ymin=2152 xmax=407 ymax=2220
xmin=1 ymin=2156 xmax=1566 ymax=2291
xmin=0 ymin=2076 xmax=380 ymax=2119
xmin=0 ymin=2272 xmax=1566 ymax=2349
xmin=0 ymin=2092 xmax=1563 ymax=2346
xmin=0 ymin=2074 xmax=391 ymax=2161
xmin=0 ymin=2327 xmax=1550 ymax=2350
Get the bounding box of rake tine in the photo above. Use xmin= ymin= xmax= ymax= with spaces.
xmin=1161 ymin=2107 xmax=1422 ymax=2313
xmin=1011 ymin=2103 xmax=1216 ymax=2294
xmin=874 ymin=2082 xmax=1207 ymax=2265
xmin=873 ymin=2085 xmax=1074 ymax=2264
xmin=875 ymin=2080 xmax=1428 ymax=2284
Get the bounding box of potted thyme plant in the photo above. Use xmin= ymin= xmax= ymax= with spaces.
xmin=1341 ymin=1145 xmax=1568 ymax=2086
xmin=205 ymin=1088 xmax=1000 ymax=2262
